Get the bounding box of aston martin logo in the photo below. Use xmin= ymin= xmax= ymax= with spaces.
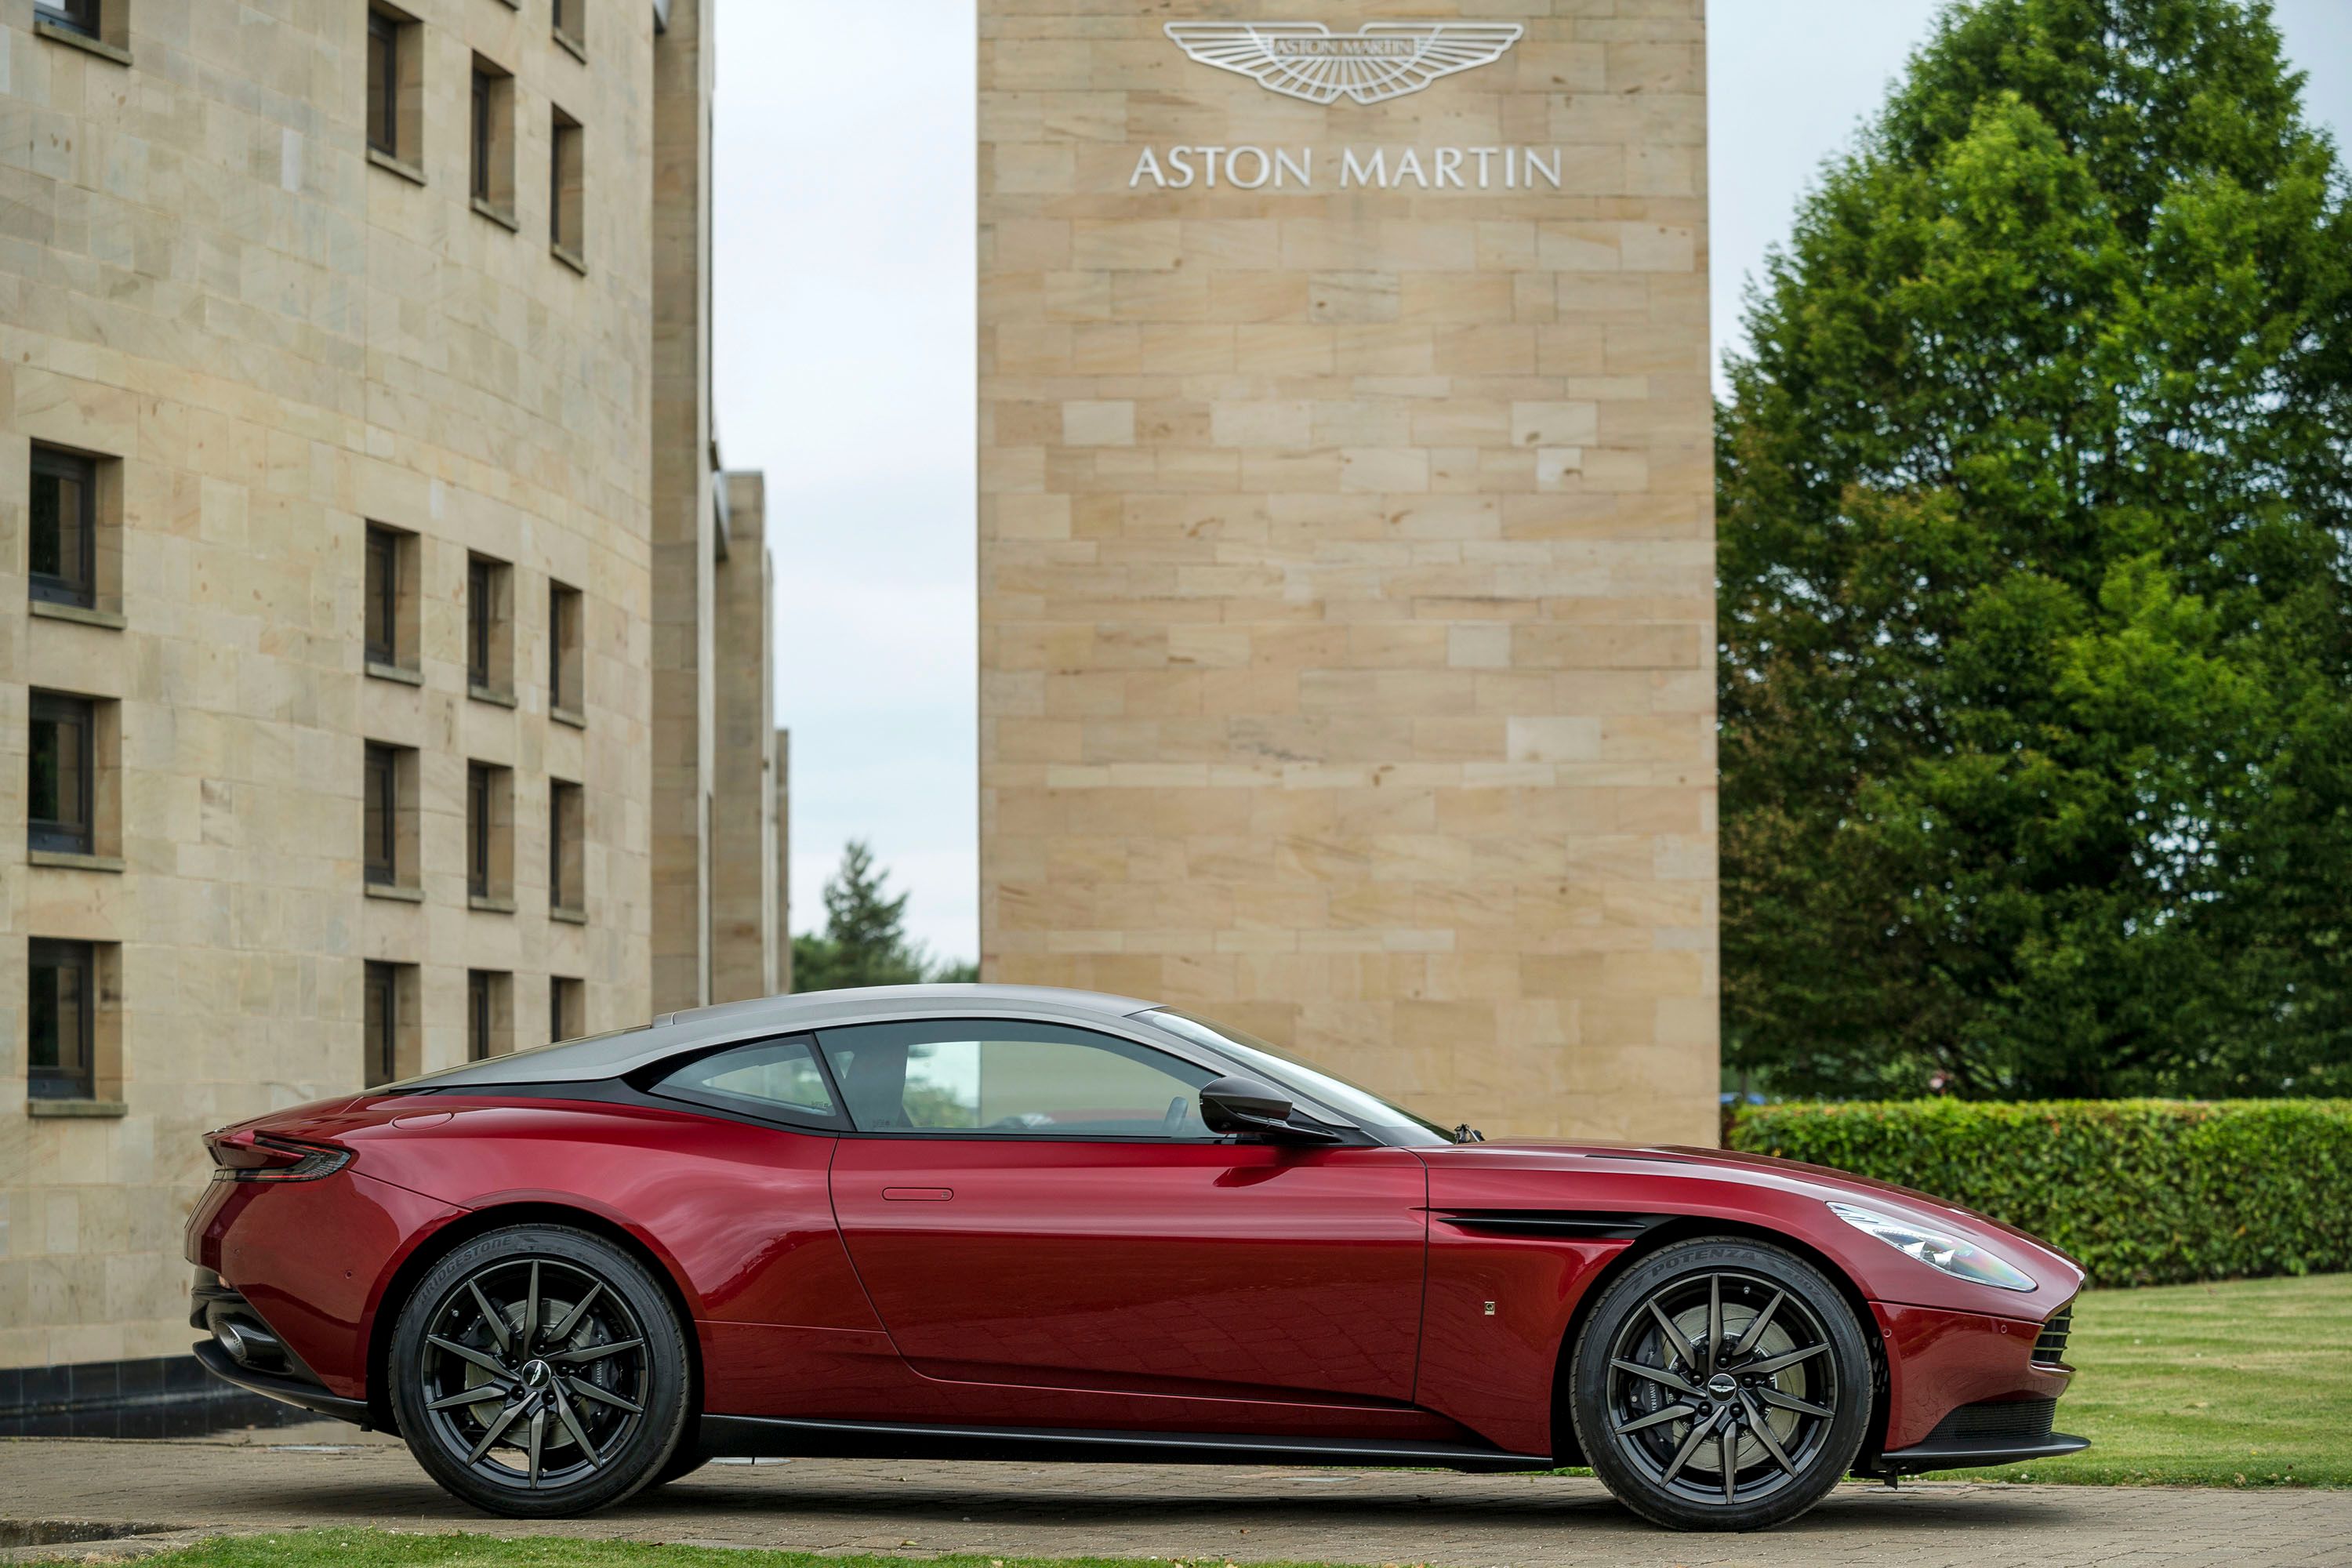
xmin=1163 ymin=21 xmax=1525 ymax=106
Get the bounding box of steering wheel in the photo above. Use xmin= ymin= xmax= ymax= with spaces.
xmin=1162 ymin=1096 xmax=1187 ymax=1135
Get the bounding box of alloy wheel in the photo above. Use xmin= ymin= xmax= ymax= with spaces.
xmin=1601 ymin=1267 xmax=1841 ymax=1508
xmin=413 ymin=1254 xmax=650 ymax=1490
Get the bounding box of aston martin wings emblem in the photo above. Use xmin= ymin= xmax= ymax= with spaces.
xmin=1163 ymin=21 xmax=1525 ymax=106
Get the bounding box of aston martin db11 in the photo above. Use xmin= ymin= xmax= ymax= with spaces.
xmin=187 ymin=984 xmax=2085 ymax=1530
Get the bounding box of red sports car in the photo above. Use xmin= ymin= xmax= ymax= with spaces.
xmin=186 ymin=985 xmax=2084 ymax=1530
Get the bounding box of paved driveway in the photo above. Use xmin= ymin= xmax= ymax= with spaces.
xmin=2 ymin=1425 xmax=2347 ymax=1568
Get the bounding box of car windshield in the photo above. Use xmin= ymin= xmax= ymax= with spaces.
xmin=1140 ymin=1008 xmax=1459 ymax=1147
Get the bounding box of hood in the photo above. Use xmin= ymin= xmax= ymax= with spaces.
xmin=1418 ymin=1138 xmax=2084 ymax=1316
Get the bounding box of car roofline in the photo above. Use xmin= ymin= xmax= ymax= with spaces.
xmin=388 ymin=983 xmax=1167 ymax=1091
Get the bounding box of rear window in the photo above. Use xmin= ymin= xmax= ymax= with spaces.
xmin=649 ymin=1036 xmax=841 ymax=1127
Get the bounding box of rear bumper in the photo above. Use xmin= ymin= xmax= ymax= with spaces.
xmin=192 ymin=1339 xmax=370 ymax=1426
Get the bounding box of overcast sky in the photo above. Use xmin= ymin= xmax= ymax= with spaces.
xmin=712 ymin=1 xmax=2352 ymax=967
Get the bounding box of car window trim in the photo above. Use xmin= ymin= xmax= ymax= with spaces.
xmin=637 ymin=1031 xmax=851 ymax=1133
xmin=808 ymin=1015 xmax=1356 ymax=1145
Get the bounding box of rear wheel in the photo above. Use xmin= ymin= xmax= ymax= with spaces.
xmin=1569 ymin=1238 xmax=1870 ymax=1531
xmin=389 ymin=1224 xmax=691 ymax=1517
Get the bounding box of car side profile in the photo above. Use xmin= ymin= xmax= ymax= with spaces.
xmin=187 ymin=984 xmax=2085 ymax=1530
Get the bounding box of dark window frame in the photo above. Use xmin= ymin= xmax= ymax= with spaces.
xmin=549 ymin=779 xmax=583 ymax=912
xmin=366 ymin=9 xmax=401 ymax=158
xmin=30 ymin=445 xmax=99 ymax=609
xmin=550 ymin=106 xmax=583 ymax=258
xmin=34 ymin=0 xmax=100 ymax=41
xmin=29 ymin=691 xmax=96 ymax=856
xmin=364 ymin=525 xmax=401 ymax=666
xmin=468 ymin=970 xmax=495 ymax=1062
xmin=364 ymin=742 xmax=400 ymax=886
xmin=466 ymin=761 xmax=495 ymax=899
xmin=549 ymin=580 xmax=583 ymax=711
xmin=28 ymin=938 xmax=97 ymax=1101
xmin=550 ymin=975 xmax=581 ymax=1043
xmin=466 ymin=554 xmax=506 ymax=692
xmin=470 ymin=64 xmax=494 ymax=202
xmin=364 ymin=960 xmax=400 ymax=1088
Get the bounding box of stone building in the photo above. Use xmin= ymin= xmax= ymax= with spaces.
xmin=978 ymin=2 xmax=1717 ymax=1142
xmin=0 ymin=0 xmax=785 ymax=1386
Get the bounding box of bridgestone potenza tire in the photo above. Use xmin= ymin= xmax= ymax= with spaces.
xmin=1569 ymin=1238 xmax=1871 ymax=1531
xmin=389 ymin=1224 xmax=691 ymax=1518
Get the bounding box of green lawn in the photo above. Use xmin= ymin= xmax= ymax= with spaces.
xmin=1938 ymin=1271 xmax=2352 ymax=1486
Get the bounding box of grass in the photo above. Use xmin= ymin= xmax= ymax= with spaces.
xmin=1937 ymin=1271 xmax=2352 ymax=1486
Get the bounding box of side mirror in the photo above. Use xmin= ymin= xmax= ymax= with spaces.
xmin=1198 ymin=1076 xmax=1342 ymax=1144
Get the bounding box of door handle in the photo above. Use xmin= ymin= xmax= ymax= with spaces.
xmin=881 ymin=1186 xmax=953 ymax=1202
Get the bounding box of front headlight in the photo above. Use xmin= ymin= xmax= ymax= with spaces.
xmin=1828 ymin=1200 xmax=2037 ymax=1292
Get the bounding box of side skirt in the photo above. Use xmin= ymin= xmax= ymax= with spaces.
xmin=701 ymin=1414 xmax=1555 ymax=1472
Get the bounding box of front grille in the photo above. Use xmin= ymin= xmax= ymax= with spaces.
xmin=1931 ymin=1397 xmax=2056 ymax=1443
xmin=2033 ymin=1306 xmax=2073 ymax=1367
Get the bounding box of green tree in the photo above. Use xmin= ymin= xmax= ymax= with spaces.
xmin=791 ymin=840 xmax=976 ymax=992
xmin=1719 ymin=0 xmax=2352 ymax=1098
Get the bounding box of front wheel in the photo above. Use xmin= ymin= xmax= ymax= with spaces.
xmin=1569 ymin=1238 xmax=1871 ymax=1531
xmin=389 ymin=1224 xmax=692 ymax=1517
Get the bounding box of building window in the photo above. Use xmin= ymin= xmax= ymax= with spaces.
xmin=552 ymin=0 xmax=584 ymax=56
xmin=34 ymin=0 xmax=100 ymax=41
xmin=470 ymin=56 xmax=515 ymax=220
xmin=549 ymin=580 xmax=584 ymax=717
xmin=30 ymin=692 xmax=96 ymax=856
xmin=366 ymin=5 xmax=420 ymax=169
xmin=550 ymin=107 xmax=584 ymax=266
xmin=364 ymin=960 xmax=414 ymax=1088
xmin=467 ymin=761 xmax=514 ymax=907
xmin=467 ymin=554 xmax=512 ymax=698
xmin=363 ymin=523 xmax=420 ymax=671
xmin=550 ymin=779 xmax=583 ymax=915
xmin=28 ymin=939 xmax=97 ymax=1100
xmin=30 ymin=446 xmax=98 ymax=609
xmin=467 ymin=970 xmax=510 ymax=1061
xmin=550 ymin=975 xmax=584 ymax=1044
xmin=364 ymin=742 xmax=416 ymax=889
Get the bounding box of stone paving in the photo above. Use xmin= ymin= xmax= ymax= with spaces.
xmin=2 ymin=1425 xmax=2347 ymax=1568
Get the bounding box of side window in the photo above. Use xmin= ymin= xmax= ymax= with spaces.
xmin=817 ymin=1020 xmax=1217 ymax=1138
xmin=652 ymin=1036 xmax=840 ymax=1127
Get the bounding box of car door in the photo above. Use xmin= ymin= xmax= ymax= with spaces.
xmin=822 ymin=1017 xmax=1428 ymax=1405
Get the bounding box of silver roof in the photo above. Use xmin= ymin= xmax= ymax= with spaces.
xmin=400 ymin=983 xmax=1163 ymax=1090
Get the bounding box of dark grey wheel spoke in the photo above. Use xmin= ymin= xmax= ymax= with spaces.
xmin=1718 ymin=1425 xmax=1737 ymax=1502
xmin=522 ymin=1261 xmax=542 ymax=1348
xmin=1746 ymin=1341 xmax=1828 ymax=1377
xmin=1733 ymin=1289 xmax=1785 ymax=1358
xmin=564 ymin=1376 xmax=641 ymax=1415
xmin=466 ymin=1399 xmax=524 ymax=1462
xmin=1645 ymin=1300 xmax=1697 ymax=1367
xmin=552 ymin=1336 xmax=644 ymax=1365
xmin=1704 ymin=1274 xmax=1722 ymax=1377
xmin=1739 ymin=1391 xmax=1801 ymax=1475
xmin=1610 ymin=1356 xmax=1704 ymax=1397
xmin=428 ymin=1384 xmax=509 ymax=1412
xmin=1756 ymin=1386 xmax=1833 ymax=1420
xmin=524 ymin=1407 xmax=547 ymax=1487
xmin=1612 ymin=1401 xmax=1697 ymax=1437
xmin=1659 ymin=1408 xmax=1720 ymax=1484
xmin=467 ymin=1280 xmax=511 ymax=1355
xmin=552 ymin=1387 xmax=600 ymax=1465
xmin=547 ymin=1282 xmax=604 ymax=1343
xmin=429 ymin=1334 xmax=510 ymax=1378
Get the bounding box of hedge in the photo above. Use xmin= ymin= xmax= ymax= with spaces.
xmin=1725 ymin=1098 xmax=2352 ymax=1287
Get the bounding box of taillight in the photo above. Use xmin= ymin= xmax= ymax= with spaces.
xmin=205 ymin=1129 xmax=353 ymax=1183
